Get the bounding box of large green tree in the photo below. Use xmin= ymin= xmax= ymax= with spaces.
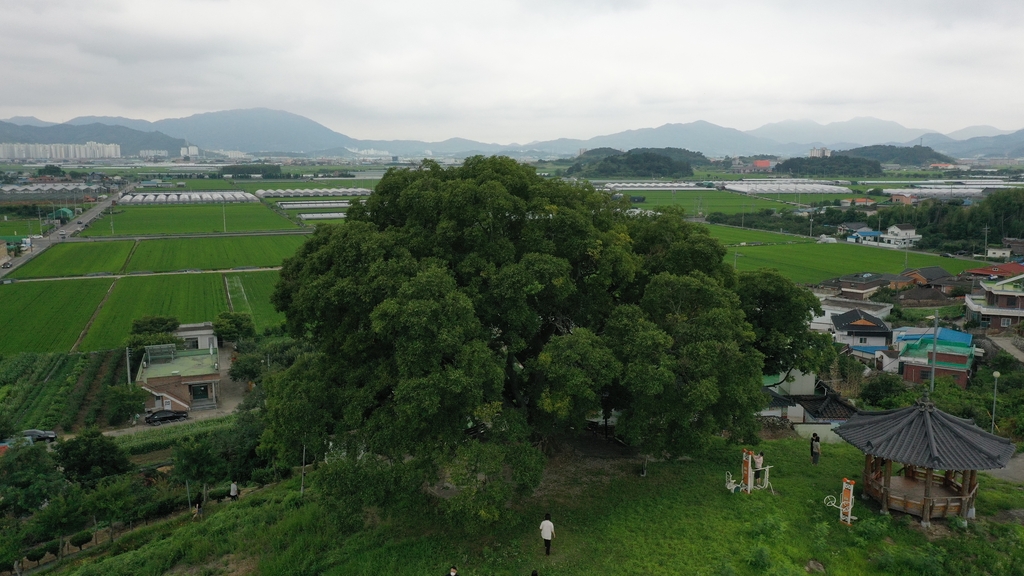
xmin=737 ymin=269 xmax=836 ymax=379
xmin=53 ymin=428 xmax=133 ymax=488
xmin=270 ymin=157 xmax=815 ymax=519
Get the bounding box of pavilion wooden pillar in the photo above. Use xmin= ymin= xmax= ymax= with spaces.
xmin=959 ymin=470 xmax=970 ymax=518
xmin=881 ymin=459 xmax=892 ymax=514
xmin=922 ymin=467 xmax=934 ymax=527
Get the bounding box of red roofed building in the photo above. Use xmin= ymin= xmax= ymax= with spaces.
xmin=964 ymin=262 xmax=1024 ymax=279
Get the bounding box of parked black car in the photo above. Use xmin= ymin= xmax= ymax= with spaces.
xmin=22 ymin=429 xmax=57 ymax=442
xmin=145 ymin=410 xmax=189 ymax=426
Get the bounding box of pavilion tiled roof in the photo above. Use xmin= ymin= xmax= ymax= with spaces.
xmin=835 ymin=397 xmax=1015 ymax=470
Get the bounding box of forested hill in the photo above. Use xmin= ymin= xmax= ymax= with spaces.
xmin=773 ymin=156 xmax=882 ymax=177
xmin=835 ymin=145 xmax=956 ymax=166
xmin=0 ymin=121 xmax=187 ymax=156
xmin=567 ymin=147 xmax=701 ymax=178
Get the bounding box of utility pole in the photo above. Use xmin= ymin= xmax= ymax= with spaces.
xmin=222 ymin=201 xmax=226 ymax=233
xmin=983 ymin=225 xmax=989 ymax=258
xmin=126 ymin=347 xmax=132 ymax=386
xmin=930 ymin=310 xmax=938 ymax=393
xmin=809 ymin=216 xmax=814 ymax=237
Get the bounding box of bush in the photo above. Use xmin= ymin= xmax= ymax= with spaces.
xmin=24 ymin=547 xmax=46 ymax=563
xmin=69 ymin=530 xmax=93 ymax=550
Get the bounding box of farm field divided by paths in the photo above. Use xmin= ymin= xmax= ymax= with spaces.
xmin=9 ymin=241 xmax=135 ymax=278
xmin=225 ymin=271 xmax=285 ymax=332
xmin=80 ymin=204 xmax=297 ymax=237
xmin=126 ymin=236 xmax=306 ymax=273
xmin=727 ymin=242 xmax=978 ymax=285
xmin=633 ymin=190 xmax=787 ymax=215
xmin=0 ymin=279 xmax=114 ymax=353
xmin=79 ymin=275 xmax=230 ymax=351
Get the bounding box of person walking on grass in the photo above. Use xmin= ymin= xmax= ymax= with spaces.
xmin=230 ymin=480 xmax=239 ymax=502
xmin=540 ymin=513 xmax=555 ymax=556
xmin=811 ymin=433 xmax=821 ymax=465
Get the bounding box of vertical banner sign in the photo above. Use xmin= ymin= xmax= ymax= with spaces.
xmin=741 ymin=449 xmax=753 ymax=494
xmin=840 ymin=478 xmax=856 ymax=525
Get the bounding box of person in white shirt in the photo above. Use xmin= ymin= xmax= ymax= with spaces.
xmin=540 ymin=513 xmax=555 ymax=556
xmin=230 ymin=481 xmax=239 ymax=501
xmin=753 ymin=452 xmax=764 ymax=483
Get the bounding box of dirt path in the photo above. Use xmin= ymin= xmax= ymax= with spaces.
xmin=71 ymin=279 xmax=118 ymax=352
xmin=72 ymin=351 xmax=115 ymax=430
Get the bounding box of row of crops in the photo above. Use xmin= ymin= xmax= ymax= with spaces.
xmin=0 ymin=350 xmax=135 ymax=432
xmin=113 ymin=414 xmax=237 ymax=455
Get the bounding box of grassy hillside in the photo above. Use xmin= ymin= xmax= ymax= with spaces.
xmin=836 ymin=145 xmax=956 ymax=166
xmin=43 ymin=437 xmax=1024 ymax=575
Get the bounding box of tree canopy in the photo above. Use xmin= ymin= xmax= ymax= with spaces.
xmin=834 ymin=144 xmax=955 ymax=166
xmin=269 ymin=157 xmax=822 ymax=521
xmin=773 ymin=156 xmax=882 ymax=177
xmin=567 ymin=149 xmax=695 ymax=178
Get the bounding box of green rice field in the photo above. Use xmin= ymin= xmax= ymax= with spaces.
xmin=126 ymin=236 xmax=306 ymax=273
xmin=0 ymin=219 xmax=49 ymax=236
xmin=0 ymin=279 xmax=114 ymax=353
xmin=225 ymin=271 xmax=285 ymax=332
xmin=635 ymin=190 xmax=787 ymax=215
xmin=80 ymin=204 xmax=297 ymax=237
xmin=79 ymin=275 xmax=230 ymax=351
xmin=727 ymin=243 xmax=979 ymax=284
xmin=234 ymin=180 xmax=378 ymax=193
xmin=703 ymin=225 xmax=813 ymax=246
xmin=9 ymin=241 xmax=134 ymax=278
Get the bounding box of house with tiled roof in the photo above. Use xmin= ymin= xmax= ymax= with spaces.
xmin=900 ymin=266 xmax=952 ymax=287
xmin=963 ymin=262 xmax=1024 ymax=279
xmin=832 ymin=309 xmax=892 ymax=349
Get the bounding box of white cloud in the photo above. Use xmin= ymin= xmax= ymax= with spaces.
xmin=1 ymin=0 xmax=1022 ymax=141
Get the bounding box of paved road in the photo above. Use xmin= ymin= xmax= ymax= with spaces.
xmin=0 ymin=188 xmax=124 ymax=279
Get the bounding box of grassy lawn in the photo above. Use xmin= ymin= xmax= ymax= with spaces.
xmin=126 ymin=236 xmax=306 ymax=273
xmin=81 ymin=205 xmax=297 ymax=237
xmin=635 ymin=190 xmax=787 ymax=215
xmin=9 ymin=241 xmax=135 ymax=278
xmin=728 ymin=243 xmax=979 ymax=285
xmin=225 ymin=271 xmax=284 ymax=332
xmin=703 ymin=224 xmax=814 ymax=246
xmin=45 ymin=436 xmax=1024 ymax=575
xmin=0 ymin=279 xmax=113 ymax=353
xmin=79 ymin=275 xmax=229 ymax=351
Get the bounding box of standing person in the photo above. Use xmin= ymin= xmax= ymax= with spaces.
xmin=753 ymin=451 xmax=764 ymax=483
xmin=229 ymin=480 xmax=239 ymax=502
xmin=811 ymin=434 xmax=821 ymax=465
xmin=540 ymin=513 xmax=555 ymax=556
xmin=446 ymin=566 xmax=458 ymax=576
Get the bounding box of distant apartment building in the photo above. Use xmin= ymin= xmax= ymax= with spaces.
xmin=180 ymin=145 xmax=199 ymax=157
xmin=809 ymin=147 xmax=832 ymax=158
xmin=0 ymin=142 xmax=121 ymax=159
xmin=139 ymin=149 xmax=169 ymax=158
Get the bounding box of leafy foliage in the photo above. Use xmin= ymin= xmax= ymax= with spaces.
xmin=567 ymin=149 xmax=694 ymax=178
xmin=835 ymin=144 xmax=955 ymax=166
xmin=269 ymin=157 xmax=819 ymax=520
xmin=130 ymin=316 xmax=180 ymax=335
xmin=54 ymin=428 xmax=133 ymax=487
xmin=773 ymin=156 xmax=883 ymax=177
xmin=212 ymin=311 xmax=256 ymax=342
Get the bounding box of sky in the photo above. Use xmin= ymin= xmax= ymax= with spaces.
xmin=1 ymin=0 xmax=1023 ymax=143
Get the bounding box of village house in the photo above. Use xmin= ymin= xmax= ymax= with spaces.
xmin=965 ymin=272 xmax=1024 ymax=331
xmin=880 ymin=224 xmax=922 ymax=248
xmin=136 ymin=344 xmax=221 ymax=412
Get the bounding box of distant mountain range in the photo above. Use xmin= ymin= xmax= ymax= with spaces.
xmin=3 ymin=110 xmax=1023 ymax=160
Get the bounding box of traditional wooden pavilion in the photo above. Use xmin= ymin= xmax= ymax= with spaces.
xmin=835 ymin=395 xmax=1015 ymax=526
